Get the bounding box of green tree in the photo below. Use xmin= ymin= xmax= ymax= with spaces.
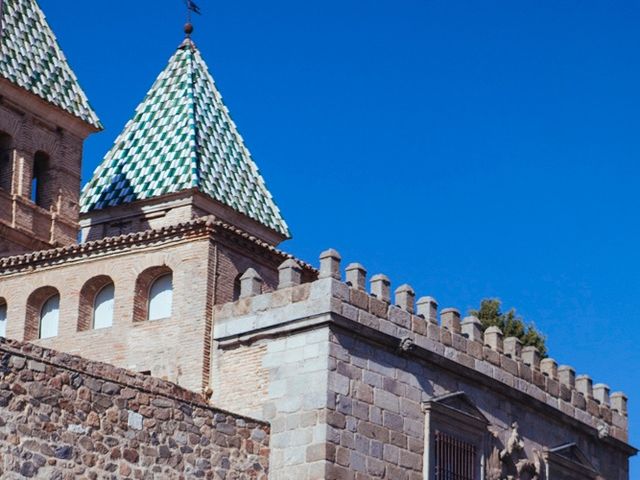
xmin=469 ymin=299 xmax=547 ymax=357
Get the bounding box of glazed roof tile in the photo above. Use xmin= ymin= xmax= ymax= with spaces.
xmin=0 ymin=0 xmax=101 ymax=128
xmin=80 ymin=38 xmax=289 ymax=237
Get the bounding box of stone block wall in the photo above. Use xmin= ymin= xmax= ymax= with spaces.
xmin=213 ymin=251 xmax=636 ymax=479
xmin=212 ymin=327 xmax=332 ymax=480
xmin=325 ymin=328 xmax=630 ymax=479
xmin=0 ymin=339 xmax=269 ymax=479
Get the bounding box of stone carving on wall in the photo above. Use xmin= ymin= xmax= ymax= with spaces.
xmin=597 ymin=422 xmax=610 ymax=439
xmin=488 ymin=422 xmax=543 ymax=480
xmin=398 ymin=336 xmax=415 ymax=353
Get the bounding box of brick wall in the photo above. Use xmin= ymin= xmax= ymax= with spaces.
xmin=0 ymin=238 xmax=214 ymax=392
xmin=0 ymin=89 xmax=90 ymax=256
xmin=0 ymin=339 xmax=269 ymax=479
xmin=0 ymin=220 xmax=313 ymax=396
xmin=211 ymin=343 xmax=270 ymax=418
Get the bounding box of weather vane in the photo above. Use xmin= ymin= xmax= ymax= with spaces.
xmin=184 ymin=0 xmax=202 ymax=37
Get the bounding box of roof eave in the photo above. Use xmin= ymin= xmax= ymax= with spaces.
xmin=0 ymin=76 xmax=102 ymax=138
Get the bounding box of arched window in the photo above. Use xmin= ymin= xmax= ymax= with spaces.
xmin=0 ymin=299 xmax=7 ymax=338
xmin=78 ymin=275 xmax=115 ymax=331
xmin=133 ymin=266 xmax=173 ymax=323
xmin=39 ymin=294 xmax=60 ymax=339
xmin=0 ymin=132 xmax=13 ymax=192
xmin=32 ymin=151 xmax=50 ymax=208
xmin=148 ymin=274 xmax=173 ymax=321
xmin=93 ymin=283 xmax=115 ymax=329
xmin=25 ymin=286 xmax=59 ymax=341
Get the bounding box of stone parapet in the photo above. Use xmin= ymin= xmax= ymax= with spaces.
xmin=213 ymin=250 xmax=632 ymax=446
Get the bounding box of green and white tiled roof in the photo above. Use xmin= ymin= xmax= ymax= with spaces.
xmin=80 ymin=38 xmax=289 ymax=238
xmin=0 ymin=0 xmax=101 ymax=129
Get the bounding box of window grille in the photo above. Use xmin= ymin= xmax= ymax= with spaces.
xmin=434 ymin=431 xmax=477 ymax=480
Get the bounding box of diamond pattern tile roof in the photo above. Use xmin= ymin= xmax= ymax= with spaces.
xmin=0 ymin=0 xmax=101 ymax=129
xmin=80 ymin=38 xmax=289 ymax=238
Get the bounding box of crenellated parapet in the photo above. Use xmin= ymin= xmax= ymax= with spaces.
xmin=213 ymin=248 xmax=631 ymax=446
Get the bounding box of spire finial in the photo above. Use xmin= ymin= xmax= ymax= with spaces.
xmin=184 ymin=0 xmax=201 ymax=38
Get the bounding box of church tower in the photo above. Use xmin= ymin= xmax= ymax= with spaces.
xmin=80 ymin=30 xmax=289 ymax=246
xmin=0 ymin=0 xmax=101 ymax=257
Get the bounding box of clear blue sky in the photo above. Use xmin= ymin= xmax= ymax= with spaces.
xmin=42 ymin=0 xmax=639 ymax=469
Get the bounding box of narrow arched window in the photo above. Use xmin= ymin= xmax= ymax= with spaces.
xmin=39 ymin=294 xmax=60 ymax=339
xmin=148 ymin=274 xmax=172 ymax=321
xmin=0 ymin=299 xmax=7 ymax=338
xmin=0 ymin=132 xmax=13 ymax=192
xmin=93 ymin=283 xmax=114 ymax=329
xmin=32 ymin=151 xmax=50 ymax=208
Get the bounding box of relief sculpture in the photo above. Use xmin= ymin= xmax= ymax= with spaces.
xmin=488 ymin=422 xmax=543 ymax=480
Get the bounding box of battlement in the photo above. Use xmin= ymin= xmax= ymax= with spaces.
xmin=213 ymin=248 xmax=631 ymax=446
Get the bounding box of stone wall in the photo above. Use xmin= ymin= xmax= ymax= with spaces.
xmin=0 ymin=339 xmax=269 ymax=479
xmin=325 ymin=328 xmax=630 ymax=480
xmin=213 ymin=251 xmax=636 ymax=479
xmin=212 ymin=327 xmax=333 ymax=480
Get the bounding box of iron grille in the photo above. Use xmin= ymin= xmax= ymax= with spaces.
xmin=434 ymin=431 xmax=477 ymax=480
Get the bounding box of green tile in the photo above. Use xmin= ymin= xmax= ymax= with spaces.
xmin=81 ymin=39 xmax=289 ymax=237
xmin=0 ymin=0 xmax=101 ymax=128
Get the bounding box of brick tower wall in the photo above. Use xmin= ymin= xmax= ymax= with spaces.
xmin=0 ymin=81 xmax=94 ymax=257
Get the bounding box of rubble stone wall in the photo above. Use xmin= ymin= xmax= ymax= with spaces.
xmin=0 ymin=339 xmax=270 ymax=479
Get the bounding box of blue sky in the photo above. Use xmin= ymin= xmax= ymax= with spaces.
xmin=42 ymin=0 xmax=639 ymax=469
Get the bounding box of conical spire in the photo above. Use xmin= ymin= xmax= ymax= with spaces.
xmin=0 ymin=0 xmax=101 ymax=129
xmin=81 ymin=37 xmax=290 ymax=238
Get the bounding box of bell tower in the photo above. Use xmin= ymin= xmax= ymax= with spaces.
xmin=0 ymin=0 xmax=101 ymax=257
